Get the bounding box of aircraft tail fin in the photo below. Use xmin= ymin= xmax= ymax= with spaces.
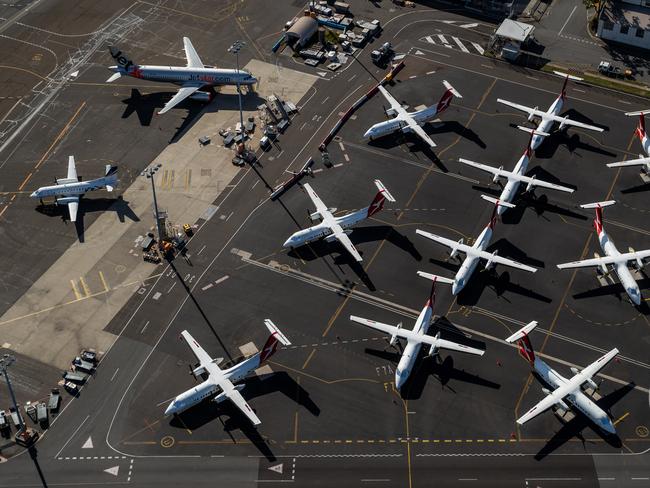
xmin=108 ymin=46 xmax=138 ymax=70
xmin=367 ymin=179 xmax=395 ymax=217
xmin=104 ymin=165 xmax=118 ymax=191
xmin=580 ymin=200 xmax=615 ymax=234
xmin=505 ymin=320 xmax=538 ymax=364
xmin=637 ymin=112 xmax=646 ymax=142
xmin=436 ymin=80 xmax=461 ymax=113
xmin=480 ymin=194 xmax=515 ymax=228
xmin=259 ymin=319 xmax=291 ymax=362
xmin=552 ymin=71 xmax=581 ymax=100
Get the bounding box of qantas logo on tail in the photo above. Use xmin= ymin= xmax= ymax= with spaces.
xmin=636 ymin=113 xmax=646 ymax=142
xmin=436 ymin=90 xmax=454 ymax=114
xmin=594 ymin=206 xmax=604 ymax=235
xmin=367 ymin=191 xmax=387 ymax=217
xmin=560 ymin=75 xmax=569 ymax=101
xmin=259 ymin=333 xmax=279 ymax=363
xmin=488 ymin=203 xmax=499 ymax=229
xmin=517 ymin=335 xmax=535 ymax=364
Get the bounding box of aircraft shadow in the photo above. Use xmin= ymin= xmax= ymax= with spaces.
xmin=533 ymin=381 xmax=634 ymax=461
xmin=35 ymin=195 xmax=139 ymax=243
xmin=486 ymin=237 xmax=545 ymax=269
xmin=169 ymin=372 xmax=319 ymax=461
xmin=620 ymin=180 xmax=650 ymax=194
xmin=349 ymin=225 xmax=423 ymax=261
xmin=367 ymin=132 xmax=449 ymax=172
xmin=533 ymin=127 xmax=615 ymax=160
xmin=570 ymin=276 xmax=650 ymax=314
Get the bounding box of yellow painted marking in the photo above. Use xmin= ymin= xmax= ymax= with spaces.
xmin=0 ymin=205 xmax=8 ymax=219
xmin=70 ymin=280 xmax=82 ymax=300
xmin=498 ymin=439 xmax=506 ymax=443
xmin=18 ymin=172 xmax=33 ymax=191
xmin=79 ymin=276 xmax=91 ymax=297
xmin=421 ymin=439 xmax=429 ymax=443
xmin=185 ymin=169 xmax=191 ymax=191
xmin=444 ymin=440 xmax=451 ymax=443
xmin=345 ymin=440 xmax=352 ymax=444
xmin=99 ymin=271 xmax=109 ymax=292
xmin=477 ymin=439 xmax=484 ymax=443
xmin=488 ymin=439 xmax=494 ymax=443
xmin=36 ymin=102 xmax=86 ymax=170
xmin=334 ymin=440 xmax=342 ymax=444
xmin=389 ymin=439 xmax=396 ymax=443
xmin=433 ymin=439 xmax=440 ymax=443
xmin=301 ymin=348 xmax=316 ymax=370
xmin=300 ymin=440 xmax=308 ymax=444
xmin=614 ymin=412 xmax=630 ymax=426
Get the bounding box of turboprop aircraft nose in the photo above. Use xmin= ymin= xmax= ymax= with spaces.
xmin=362 ymin=128 xmax=373 ymax=140
xmin=395 ymin=369 xmax=406 ymax=390
xmin=30 ymin=190 xmax=38 ymax=198
xmin=452 ymin=278 xmax=464 ymax=296
xmin=599 ymin=415 xmax=617 ymax=435
xmin=629 ymin=287 xmax=641 ymax=305
xmin=282 ymin=237 xmax=293 ymax=248
xmin=164 ymin=402 xmax=178 ymax=416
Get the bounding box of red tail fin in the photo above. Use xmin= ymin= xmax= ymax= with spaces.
xmin=517 ymin=335 xmax=535 ymax=364
xmin=436 ymin=89 xmax=454 ymax=114
xmin=594 ymin=205 xmax=604 ymax=235
xmin=259 ymin=333 xmax=280 ymax=363
xmin=560 ymin=75 xmax=569 ymax=101
xmin=524 ymin=130 xmax=534 ymax=158
xmin=636 ymin=113 xmax=646 ymax=142
xmin=367 ymin=190 xmax=387 ymax=217
xmin=426 ymin=276 xmax=437 ymax=308
xmin=488 ymin=202 xmax=499 ymax=229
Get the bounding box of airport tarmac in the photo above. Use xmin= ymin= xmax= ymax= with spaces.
xmin=0 ymin=1 xmax=649 ymax=487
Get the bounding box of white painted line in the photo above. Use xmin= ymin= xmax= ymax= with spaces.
xmin=460 ymin=23 xmax=479 ymax=29
xmin=618 ymin=100 xmax=632 ymax=105
xmin=424 ymin=35 xmax=435 ymax=44
xmin=344 ymin=153 xmax=350 ymax=162
xmin=452 ymin=36 xmax=469 ymax=53
xmin=361 ymin=480 xmax=391 ymax=483
xmin=632 ymin=478 xmax=650 ymax=481
xmin=409 ymin=75 xmax=417 ymax=79
xmin=201 ymin=283 xmax=214 ymax=291
xmin=526 ymin=76 xmax=539 ymax=81
xmin=426 ymin=70 xmax=436 ymax=75
xmin=558 ymin=6 xmax=577 ymax=36
xmin=333 ymin=163 xmax=343 ymax=168
xmin=225 ymin=211 xmax=234 ymax=222
xmin=54 ymin=415 xmax=89 ymax=458
xmin=458 ymin=479 xmax=477 ymax=481
xmin=437 ymin=34 xmax=449 ymax=45
xmin=338 ymin=141 xmax=345 ymax=151
xmin=197 ymin=245 xmax=206 ymax=255
xmin=167 ymin=282 xmax=176 ymax=293
xmin=471 ymin=42 xmax=484 ymax=55
xmin=480 ymin=63 xmax=493 ymax=69
xmin=214 ymin=275 xmax=230 ymax=285
xmin=321 ymin=96 xmax=329 ymax=105
xmin=140 ymin=321 xmax=149 ymax=334
xmin=251 ymin=180 xmax=260 ymax=190
xmin=152 ymin=292 xmax=162 ymax=300
xmin=573 ymin=88 xmax=585 ymax=93
xmin=347 ymin=74 xmax=357 ymax=82
xmin=299 ymin=122 xmax=307 ymax=131
xmin=110 ymin=368 xmax=119 ymax=382
xmin=526 ymin=478 xmax=581 ymax=482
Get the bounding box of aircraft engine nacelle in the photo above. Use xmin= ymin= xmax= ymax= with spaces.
xmin=586 ymin=378 xmax=598 ymax=390
xmin=559 ymin=117 xmax=569 ymax=131
xmin=570 ymin=367 xmax=579 ymax=375
xmin=525 ymin=176 xmax=536 ymax=193
xmin=556 ymin=399 xmax=569 ymax=411
xmin=484 ymin=251 xmax=498 ymax=270
xmin=309 ymin=211 xmax=322 ymax=222
xmin=189 ymin=91 xmax=212 ymax=102
xmin=192 ymin=366 xmax=207 ymax=377
xmin=385 ymin=108 xmax=397 ymax=117
xmin=213 ymin=392 xmax=229 ymax=404
xmin=450 ymin=239 xmax=464 ymax=260
xmin=629 ymin=247 xmax=644 ymax=269
xmin=389 ymin=322 xmax=402 ymax=347
xmin=493 ymin=166 xmax=503 ymax=183
xmin=542 ymin=387 xmax=551 ymax=395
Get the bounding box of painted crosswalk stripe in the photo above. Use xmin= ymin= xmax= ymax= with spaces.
xmin=472 ymin=42 xmax=484 ymax=55
xmin=425 ymin=35 xmax=435 ymax=44
xmin=460 ymin=23 xmax=479 ymax=29
xmin=437 ymin=34 xmax=450 ymax=46
xmin=452 ymin=36 xmax=469 ymax=53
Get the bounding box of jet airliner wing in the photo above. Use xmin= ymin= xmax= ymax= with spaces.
xmin=67 ymin=199 xmax=79 ymax=223
xmin=158 ymin=85 xmax=201 ymax=115
xmin=458 ymin=158 xmax=574 ymax=193
xmin=183 ymin=37 xmax=205 ymax=68
xmin=349 ymin=316 xmax=484 ymax=355
xmin=416 ymin=229 xmax=537 ymax=273
xmin=557 ymin=249 xmax=650 ymax=269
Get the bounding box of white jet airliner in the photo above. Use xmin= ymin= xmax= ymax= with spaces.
xmin=107 ymin=37 xmax=257 ymax=114
xmin=497 ymin=72 xmax=603 ymax=150
xmin=607 ymin=110 xmax=650 ymax=172
xmin=506 ymin=321 xmax=619 ymax=435
xmin=30 ymin=156 xmax=118 ymax=222
xmin=283 ymin=180 xmax=396 ymax=262
xmin=350 ymin=271 xmax=484 ymax=389
xmin=363 ymin=80 xmax=462 ymax=148
xmin=458 ymin=132 xmax=574 ymax=215
xmin=416 ymin=195 xmax=537 ymax=295
xmin=557 ymin=201 xmax=650 ymax=305
xmin=164 ymin=319 xmax=291 ymax=425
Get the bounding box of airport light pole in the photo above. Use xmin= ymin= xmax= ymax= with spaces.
xmin=0 ymin=354 xmax=24 ymax=433
xmin=228 ymin=40 xmax=246 ymax=152
xmin=141 ymin=163 xmax=164 ymax=243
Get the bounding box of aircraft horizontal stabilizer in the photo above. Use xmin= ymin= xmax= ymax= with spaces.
xmin=505 ymin=321 xmax=538 ymax=343
xmin=416 ymin=271 xmax=454 ymax=285
xmin=516 ymin=125 xmax=550 ymax=137
xmin=625 ymin=109 xmax=650 ymax=116
xmin=442 ymin=80 xmax=462 ymax=98
xmin=580 ymin=200 xmax=616 ymax=209
xmin=264 ymin=319 xmax=291 ymax=346
xmin=480 ymin=194 xmax=515 ymax=208
xmin=607 ymin=156 xmax=650 ymax=168
xmin=552 ymin=70 xmax=583 ymax=81
xmin=106 ymin=72 xmax=122 ymax=83
xmin=374 ymin=179 xmax=396 ymax=202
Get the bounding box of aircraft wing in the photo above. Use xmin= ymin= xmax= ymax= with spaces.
xmin=221 ymin=380 xmax=261 ymax=425
xmin=541 ymin=113 xmax=604 ymax=132
xmin=67 ymin=156 xmax=78 ymax=180
xmin=378 ymin=85 xmax=404 ymax=112
xmin=158 ymin=85 xmax=201 ymax=115
xmin=349 ymin=316 xmax=484 ymax=356
xmin=183 ymin=37 xmax=204 ymax=68
xmin=303 ymin=183 xmax=332 ymax=219
xmin=332 ymin=228 xmax=363 ymax=262
xmin=517 ymin=390 xmax=565 ymax=425
xmin=496 ymin=98 xmax=537 ymax=117
xmin=557 ymin=249 xmax=650 ymax=269
xmin=67 ymin=199 xmax=79 ymax=222
xmin=607 ymin=156 xmax=650 ymax=168
xmin=403 ymin=117 xmax=437 ymax=148
xmin=459 ymin=159 xmax=573 ymax=193
xmin=180 ymin=330 xmax=222 ymax=377
xmin=415 ymin=229 xmax=536 ymax=272
xmin=578 ymin=348 xmax=619 ymax=380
